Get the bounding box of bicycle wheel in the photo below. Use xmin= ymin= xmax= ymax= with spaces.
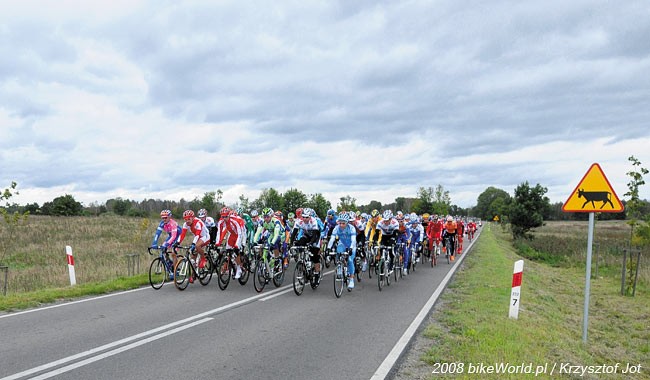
xmin=238 ymin=255 xmax=251 ymax=285
xmin=334 ymin=261 xmax=344 ymax=298
xmin=217 ymin=256 xmax=231 ymax=290
xmin=198 ymin=255 xmax=213 ymax=286
xmin=293 ymin=261 xmax=306 ymax=296
xmin=272 ymin=258 xmax=285 ymax=287
xmin=174 ymin=257 xmax=191 ymax=291
xmin=394 ymin=255 xmax=401 ymax=282
xmin=148 ymin=257 xmax=166 ymax=290
xmin=377 ymin=260 xmax=384 ymax=291
xmin=253 ymin=259 xmax=267 ymax=293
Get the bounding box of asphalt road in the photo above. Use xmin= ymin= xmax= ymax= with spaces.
xmin=0 ymin=233 xmax=480 ymax=380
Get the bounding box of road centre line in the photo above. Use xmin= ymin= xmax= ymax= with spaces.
xmin=1 ymin=285 xmax=292 ymax=380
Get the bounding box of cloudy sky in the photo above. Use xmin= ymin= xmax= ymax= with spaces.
xmin=1 ymin=0 xmax=649 ymax=210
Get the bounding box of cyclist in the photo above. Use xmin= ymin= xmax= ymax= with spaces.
xmin=427 ymin=215 xmax=443 ymax=255
xmin=467 ymin=219 xmax=477 ymax=240
xmin=354 ymin=213 xmax=369 ymax=271
xmin=253 ymin=207 xmax=285 ymax=272
xmin=198 ymin=208 xmax=217 ymax=244
xmin=216 ymin=207 xmax=247 ymax=279
xmin=150 ymin=209 xmax=182 ymax=274
xmin=441 ymin=215 xmax=457 ymax=262
xmin=286 ymin=212 xmax=296 ymax=230
xmin=290 ymin=208 xmax=323 ymax=284
xmin=178 ymin=210 xmax=211 ymax=281
xmin=323 ymin=209 xmax=338 ymax=242
xmin=364 ymin=209 xmax=382 ymax=249
xmin=327 ymin=212 xmax=357 ymax=290
xmin=456 ymin=217 xmax=465 ymax=255
xmin=274 ymin=210 xmax=291 ymax=268
xmin=395 ymin=212 xmax=411 ymax=274
xmin=408 ymin=215 xmax=425 ymax=270
xmin=376 ymin=210 xmax=400 ymax=271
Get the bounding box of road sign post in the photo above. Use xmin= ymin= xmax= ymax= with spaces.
xmin=509 ymin=260 xmax=524 ymax=319
xmin=563 ymin=163 xmax=624 ymax=343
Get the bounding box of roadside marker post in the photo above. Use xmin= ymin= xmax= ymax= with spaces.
xmin=509 ymin=260 xmax=524 ymax=319
xmin=66 ymin=245 xmax=77 ymax=286
xmin=562 ymin=163 xmax=624 ymax=343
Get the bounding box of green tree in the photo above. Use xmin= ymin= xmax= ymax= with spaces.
xmin=624 ymin=155 xmax=649 ymax=246
xmin=432 ymin=184 xmax=451 ymax=215
xmin=475 ymin=186 xmax=511 ymax=220
xmin=508 ymin=182 xmax=550 ymax=239
xmin=255 ymin=188 xmax=284 ymax=212
xmin=306 ymin=193 xmax=331 ymax=218
xmin=412 ymin=186 xmax=435 ymax=214
xmin=337 ymin=195 xmax=357 ymax=212
xmin=107 ymin=197 xmax=131 ymax=215
xmin=1 ymin=182 xmax=30 ymax=264
xmin=46 ymin=194 xmax=84 ymax=216
xmin=283 ymin=188 xmax=308 ymax=215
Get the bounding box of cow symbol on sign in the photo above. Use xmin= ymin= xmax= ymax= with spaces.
xmin=577 ymin=188 xmax=615 ymax=209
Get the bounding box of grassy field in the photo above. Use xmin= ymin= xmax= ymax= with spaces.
xmin=399 ymin=222 xmax=648 ymax=379
xmin=0 ymin=214 xmax=156 ymax=308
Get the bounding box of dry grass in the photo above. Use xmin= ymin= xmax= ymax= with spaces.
xmin=0 ymin=215 xmax=154 ymax=293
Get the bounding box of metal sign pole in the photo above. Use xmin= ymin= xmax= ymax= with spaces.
xmin=582 ymin=212 xmax=594 ymax=343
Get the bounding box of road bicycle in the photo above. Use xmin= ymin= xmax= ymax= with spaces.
xmin=332 ymin=248 xmax=352 ymax=298
xmin=173 ymin=246 xmax=213 ymax=290
xmin=394 ymin=242 xmax=405 ymax=282
xmin=421 ymin=237 xmax=430 ymax=265
xmin=252 ymin=243 xmax=286 ymax=293
xmin=442 ymin=234 xmax=456 ymax=264
xmin=375 ymin=244 xmax=392 ymax=291
xmin=215 ymin=247 xmax=251 ymax=290
xmin=148 ymin=246 xmax=184 ymax=290
xmin=291 ymin=245 xmax=322 ymax=296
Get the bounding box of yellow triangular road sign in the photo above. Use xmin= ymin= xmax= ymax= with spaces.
xmin=563 ymin=163 xmax=624 ymax=213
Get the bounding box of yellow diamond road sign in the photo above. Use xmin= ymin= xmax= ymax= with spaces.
xmin=563 ymin=163 xmax=624 ymax=213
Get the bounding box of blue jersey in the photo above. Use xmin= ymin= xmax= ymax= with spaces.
xmin=327 ymin=223 xmax=357 ymax=254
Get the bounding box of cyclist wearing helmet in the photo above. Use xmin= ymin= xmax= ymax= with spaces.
xmin=216 ymin=207 xmax=247 ymax=278
xmin=253 ymin=207 xmax=285 ymax=267
xmin=455 ymin=217 xmax=465 ymax=255
xmin=151 ymin=210 xmax=182 ymax=271
xmin=286 ymin=212 xmax=296 ymax=230
xmin=323 ymin=209 xmax=338 ymax=242
xmin=364 ymin=209 xmax=382 ymax=249
xmin=198 ymin=208 xmax=217 ymax=243
xmin=395 ymin=212 xmax=411 ymax=274
xmin=353 ymin=212 xmax=368 ymax=270
xmin=178 ymin=210 xmax=211 ymax=274
xmin=291 ymin=208 xmax=323 ymax=284
xmin=327 ymin=212 xmax=357 ymax=290
xmin=408 ymin=216 xmax=425 ymax=271
xmin=427 ymin=215 xmax=444 ymax=254
xmin=441 ymin=215 xmax=458 ymax=261
xmin=376 ymin=210 xmax=400 ymax=271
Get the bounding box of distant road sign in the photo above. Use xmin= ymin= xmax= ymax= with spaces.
xmin=562 ymin=163 xmax=624 ymax=213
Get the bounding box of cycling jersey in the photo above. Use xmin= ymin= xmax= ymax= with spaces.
xmin=254 ymin=216 xmax=284 ymax=247
xmin=217 ymin=215 xmax=246 ymax=249
xmin=327 ymin=223 xmax=357 ymax=276
xmin=179 ymin=218 xmax=210 ymax=245
xmin=152 ymin=218 xmax=181 ymax=248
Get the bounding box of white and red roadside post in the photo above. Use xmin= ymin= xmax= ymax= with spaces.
xmin=66 ymin=245 xmax=76 ymax=286
xmin=509 ymin=260 xmax=524 ymax=319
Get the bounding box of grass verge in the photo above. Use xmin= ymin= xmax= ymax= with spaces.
xmin=418 ymin=223 xmax=649 ymax=380
xmin=0 ymin=275 xmax=149 ymax=312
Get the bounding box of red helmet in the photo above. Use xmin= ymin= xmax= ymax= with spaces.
xmin=220 ymin=207 xmax=231 ymax=217
xmin=183 ymin=210 xmax=194 ymax=221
